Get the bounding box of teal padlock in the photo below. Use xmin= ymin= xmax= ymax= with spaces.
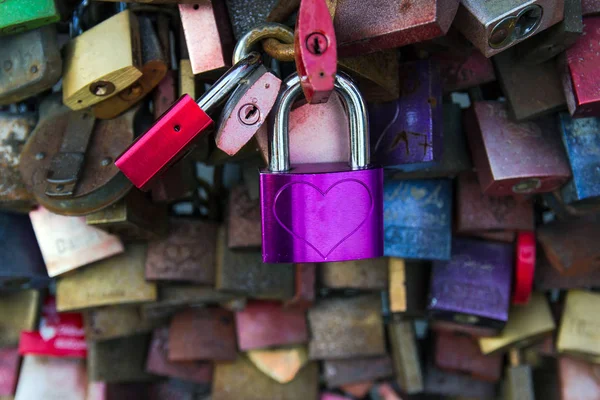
xmin=0 ymin=0 xmax=60 ymax=36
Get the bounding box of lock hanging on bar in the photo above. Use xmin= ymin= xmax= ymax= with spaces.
xmin=259 ymin=72 xmax=383 ymax=263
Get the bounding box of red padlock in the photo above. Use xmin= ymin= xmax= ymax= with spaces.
xmin=116 ymin=53 xmax=261 ymax=190
xmin=294 ymin=0 xmax=337 ymax=104
xmin=512 ymin=231 xmax=536 ymax=305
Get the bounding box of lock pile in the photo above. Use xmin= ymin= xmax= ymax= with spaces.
xmin=2 ymin=0 xmax=600 ymax=399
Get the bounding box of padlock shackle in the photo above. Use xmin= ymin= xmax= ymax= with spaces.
xmin=233 ymin=23 xmax=295 ymax=64
xmin=270 ymin=72 xmax=370 ymax=172
xmin=196 ymin=52 xmax=261 ymax=115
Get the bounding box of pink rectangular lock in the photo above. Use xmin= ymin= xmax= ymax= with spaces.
xmin=260 ymin=72 xmax=383 ymax=263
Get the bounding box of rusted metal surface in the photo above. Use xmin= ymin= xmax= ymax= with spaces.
xmin=145 ymin=326 xmax=213 ymax=384
xmin=227 ymin=185 xmax=261 ymax=249
xmin=323 ymin=356 xmax=393 ymax=388
xmin=19 ymin=95 xmax=135 ymax=216
xmin=168 ymin=307 xmax=237 ymax=361
xmin=308 ymin=295 xmax=385 ymax=359
xmin=235 ymin=300 xmax=308 ymax=350
xmin=146 ymin=219 xmax=218 ymax=283
xmin=320 ymin=258 xmax=388 ymax=290
xmin=535 ymin=250 xmax=600 ymax=289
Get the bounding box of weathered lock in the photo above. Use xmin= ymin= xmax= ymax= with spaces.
xmin=85 ymin=189 xmax=168 ymax=242
xmin=320 ymin=257 xmax=388 ymax=290
xmin=424 ymin=359 xmax=497 ymax=398
xmin=558 ymin=356 xmax=600 ymax=400
xmin=494 ymin=48 xmax=566 ymax=121
xmin=56 ymin=244 xmax=157 ymax=312
xmin=428 ymin=238 xmax=513 ymax=335
xmin=308 ymin=294 xmax=385 ymax=359
xmin=179 ymin=1 xmax=234 ymax=79
xmin=479 ymin=292 xmax=555 ymax=355
xmin=0 ymin=26 xmax=62 ymax=105
xmin=456 ymin=172 xmax=535 ymax=240
xmin=246 ymin=345 xmax=309 ymax=384
xmin=431 ymin=45 xmax=496 ymax=93
xmin=285 ymin=263 xmax=316 ymax=310
xmin=0 ymin=112 xmax=37 ymax=212
xmin=583 ymin=0 xmax=600 ymax=14
xmin=168 ymin=307 xmax=237 ymax=361
xmin=235 ymin=300 xmax=307 ymax=350
xmin=92 ymin=15 xmax=167 ymax=120
xmin=116 ymin=52 xmax=261 ymax=190
xmin=465 ymin=101 xmax=571 ymax=196
xmin=85 ymin=305 xmax=159 ymax=344
xmin=260 ymin=72 xmax=382 ymax=263
xmin=145 ymin=219 xmax=218 ymax=283
xmin=29 ymin=206 xmax=123 ymax=277
xmin=368 ymin=60 xmax=443 ymax=167
xmin=558 ymin=114 xmax=600 ymax=206
xmin=502 ymin=349 xmax=535 ymax=400
xmin=153 ymin=71 xmax=176 ymax=121
xmin=0 ymin=0 xmax=59 ymax=35
xmin=454 ymin=0 xmax=564 ymax=58
xmin=434 ymin=330 xmax=503 ymax=382
xmin=388 ymin=258 xmax=429 ymax=317
xmin=19 ymin=96 xmax=137 ymax=216
xmin=333 ymin=0 xmax=459 ymax=56
xmin=179 ymin=59 xmax=197 ymax=100
xmin=63 ymin=9 xmax=143 ymax=111
xmin=145 ymin=326 xmax=213 ymax=384
xmin=560 ymin=16 xmax=600 ymax=117
xmin=15 ymin=356 xmax=87 ymax=400
xmin=384 ymin=178 xmax=452 ymax=260
xmin=537 ymin=215 xmax=600 ymax=276
xmin=514 ymin=0 xmax=583 ymax=65
xmin=213 ymin=355 xmax=319 ymax=400
xmin=227 ymin=185 xmax=262 ymax=249
xmin=535 ymin=248 xmax=600 ymax=289
xmin=0 ymin=290 xmax=40 ymax=348
xmin=216 ymin=227 xmax=294 ymax=299
xmin=387 ymin=103 xmax=471 ymax=180
xmin=0 ymin=212 xmax=49 ymax=289
xmin=557 ymin=290 xmax=600 ymax=362
xmin=88 ymin=334 xmax=156 ymax=383
xmin=0 ymin=347 xmax=19 ymax=398
xmin=323 ymin=356 xmax=393 ymax=389
xmin=388 ymin=321 xmax=424 ymax=394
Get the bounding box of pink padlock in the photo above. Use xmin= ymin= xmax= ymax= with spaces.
xmin=260 ymin=72 xmax=383 ymax=263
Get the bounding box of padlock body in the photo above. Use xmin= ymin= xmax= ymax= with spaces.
xmin=0 ymin=0 xmax=59 ymax=35
xmin=260 ymin=162 xmax=383 ymax=263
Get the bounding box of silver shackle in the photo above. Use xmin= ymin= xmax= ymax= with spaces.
xmin=269 ymin=72 xmax=370 ymax=172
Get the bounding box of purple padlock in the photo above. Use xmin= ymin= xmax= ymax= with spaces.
xmin=260 ymin=72 xmax=384 ymax=263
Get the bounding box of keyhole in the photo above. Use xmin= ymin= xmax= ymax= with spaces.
xmin=238 ymin=104 xmax=260 ymax=125
xmin=306 ymin=33 xmax=328 ymax=55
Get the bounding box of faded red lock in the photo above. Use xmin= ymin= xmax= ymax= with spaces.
xmin=235 ymin=300 xmax=308 ymax=351
xmin=115 ymin=53 xmax=261 ymax=190
xmin=294 ymin=0 xmax=337 ymax=104
xmin=465 ymin=101 xmax=571 ymax=196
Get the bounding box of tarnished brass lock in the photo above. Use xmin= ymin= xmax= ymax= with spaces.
xmin=504 ymin=349 xmax=535 ymax=400
xmin=63 ymin=10 xmax=143 ymax=111
xmin=0 ymin=26 xmax=62 ymax=105
xmin=0 ymin=290 xmax=40 ymax=347
xmin=557 ymin=290 xmax=600 ymax=362
xmin=320 ymin=258 xmax=388 ymax=290
xmin=83 ymin=305 xmax=164 ymax=342
xmin=388 ymin=320 xmax=424 ymax=394
xmin=19 ymin=95 xmax=136 ymax=216
xmin=0 ymin=0 xmax=60 ymax=35
xmin=91 ymin=16 xmax=167 ymax=119
xmin=56 ymin=244 xmax=157 ymax=312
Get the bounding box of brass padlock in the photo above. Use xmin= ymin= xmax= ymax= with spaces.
xmin=19 ymin=95 xmax=136 ymax=216
xmin=320 ymin=258 xmax=388 ymax=290
xmin=14 ymin=356 xmax=87 ymax=400
xmin=215 ymin=227 xmax=294 ymax=300
xmin=0 ymin=290 xmax=40 ymax=347
xmin=62 ymin=10 xmax=143 ymax=111
xmin=87 ymin=334 xmax=156 ymax=383
xmin=479 ymin=292 xmax=556 ymax=355
xmin=56 ymin=244 xmax=157 ymax=312
xmin=308 ymin=295 xmax=386 ymax=359
xmin=0 ymin=26 xmax=62 ymax=105
xmin=557 ymin=290 xmax=600 ymax=362
xmin=28 ymin=206 xmax=124 ymax=278
xmin=388 ymin=258 xmax=429 ymax=317
xmin=212 ymin=356 xmax=319 ymax=400
xmin=91 ymin=15 xmax=167 ymax=119
xmin=0 ymin=112 xmax=37 ymax=212
xmin=85 ymin=189 xmax=168 ymax=242
xmin=83 ymin=305 xmax=164 ymax=342
xmin=388 ymin=320 xmax=424 ymax=394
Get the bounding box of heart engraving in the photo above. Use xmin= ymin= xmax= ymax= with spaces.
xmin=273 ymin=179 xmax=373 ymax=259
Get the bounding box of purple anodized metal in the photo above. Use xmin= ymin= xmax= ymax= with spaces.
xmin=260 ymin=73 xmax=383 ymax=263
xmin=368 ymin=60 xmax=443 ymax=167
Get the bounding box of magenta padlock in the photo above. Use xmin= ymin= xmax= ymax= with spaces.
xmin=260 ymin=72 xmax=383 ymax=263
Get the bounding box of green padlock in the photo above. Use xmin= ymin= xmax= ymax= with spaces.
xmin=0 ymin=0 xmax=60 ymax=36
